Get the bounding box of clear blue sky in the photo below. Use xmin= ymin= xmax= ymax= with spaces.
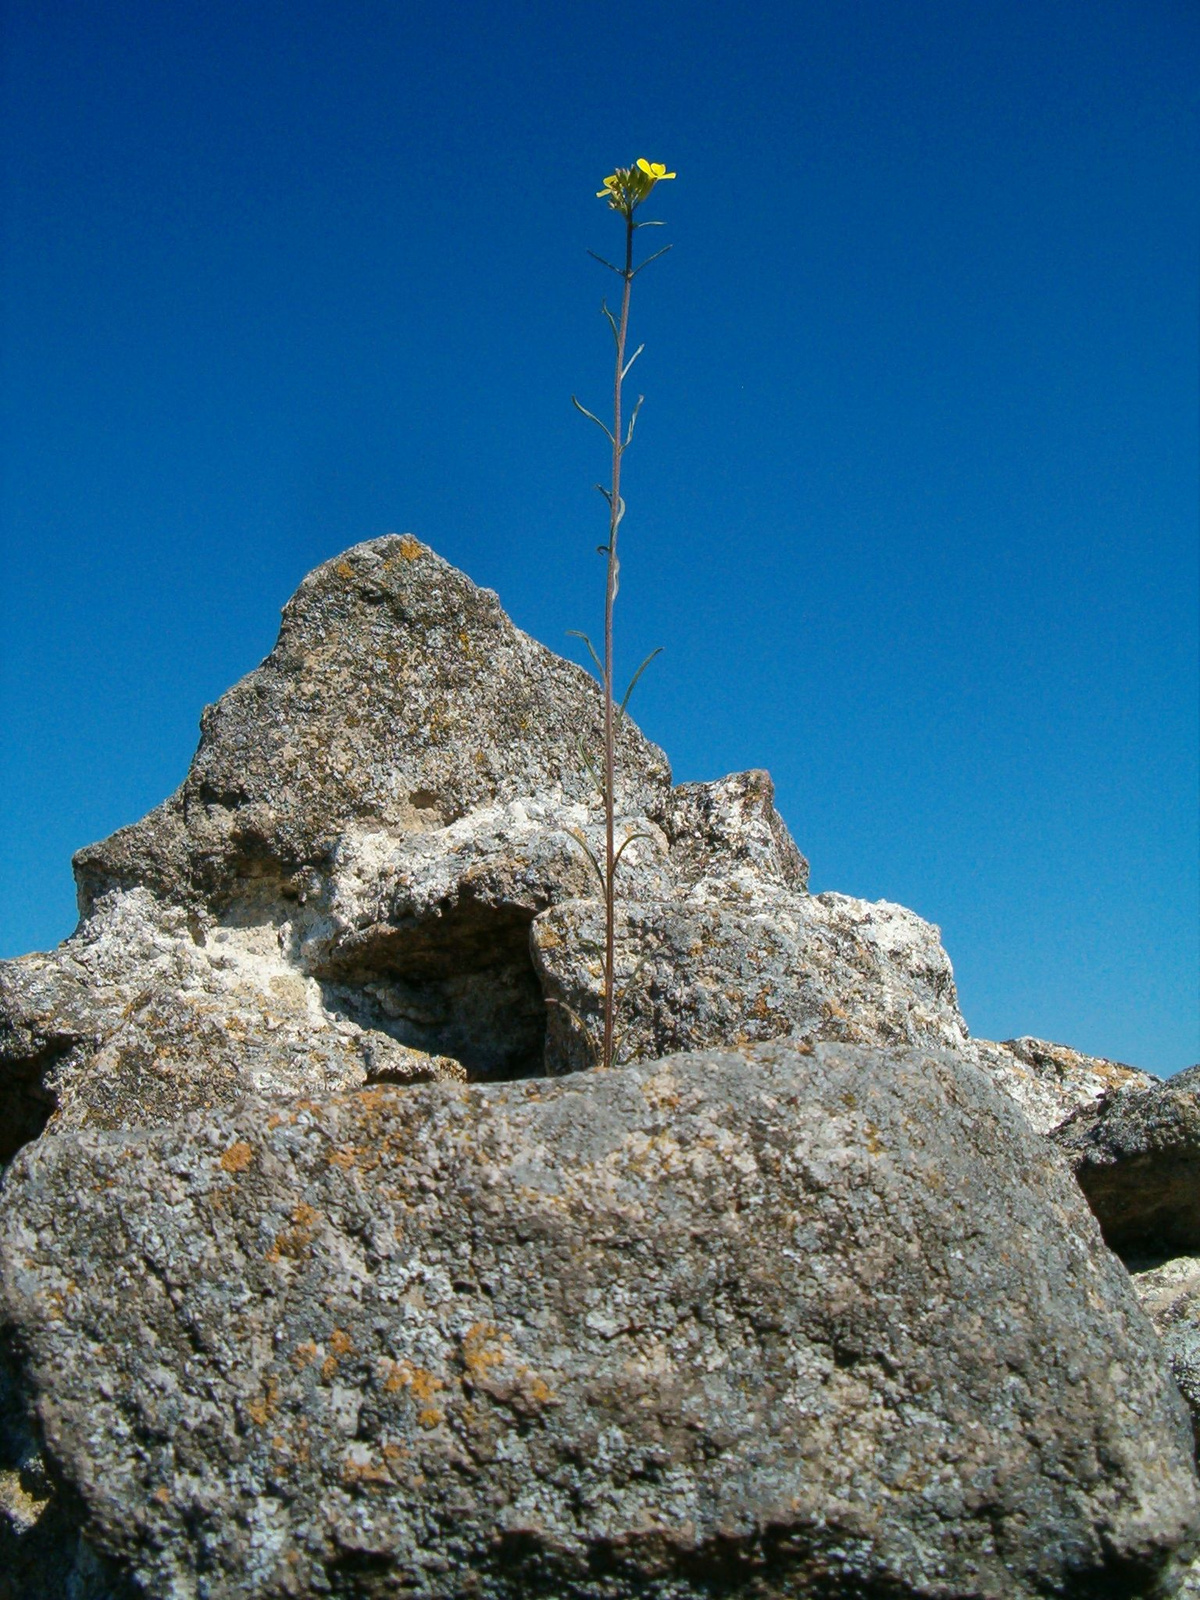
xmin=2 ymin=0 xmax=1196 ymax=1073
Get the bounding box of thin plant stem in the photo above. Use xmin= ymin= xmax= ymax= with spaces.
xmin=601 ymin=213 xmax=635 ymax=1072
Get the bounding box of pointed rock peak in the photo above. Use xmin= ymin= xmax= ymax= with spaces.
xmin=74 ymin=535 xmax=672 ymax=915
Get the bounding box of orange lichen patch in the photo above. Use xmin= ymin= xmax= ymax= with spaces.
xmin=220 ymin=1141 xmax=254 ymax=1174
xmin=246 ymin=1377 xmax=280 ymax=1427
xmin=327 ymin=1146 xmax=357 ymax=1169
xmin=461 ymin=1322 xmax=509 ymax=1382
xmin=335 ymin=561 xmax=355 ymax=579
xmin=518 ymin=1373 xmax=554 ymax=1407
xmin=342 ymin=1451 xmax=390 ymax=1487
xmin=320 ymin=1355 xmax=339 ymax=1381
xmin=397 ymin=535 xmax=422 ymax=560
xmin=266 ymin=1202 xmax=319 ymax=1263
xmin=864 ymin=1123 xmax=884 ymax=1156
xmin=266 ymin=1113 xmax=285 ymax=1130
xmin=42 ymin=1279 xmax=80 ymax=1321
xmin=329 ymin=1328 xmax=354 ymax=1357
xmin=153 ymin=1486 xmax=171 ymax=1505
xmin=291 ymin=1341 xmax=319 ymax=1370
xmin=751 ymin=988 xmax=775 ymax=1021
xmin=380 ymin=1359 xmax=445 ymax=1427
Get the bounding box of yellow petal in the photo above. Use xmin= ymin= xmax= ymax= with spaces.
xmin=636 ymin=158 xmax=653 ymax=175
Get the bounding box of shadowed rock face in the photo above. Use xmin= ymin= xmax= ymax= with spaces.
xmin=1053 ymin=1066 xmax=1200 ymax=1255
xmin=1 ymin=1041 xmax=1197 ymax=1600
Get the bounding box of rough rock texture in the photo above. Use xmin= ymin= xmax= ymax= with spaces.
xmin=964 ymin=1036 xmax=1156 ymax=1137
xmin=534 ymin=894 xmax=966 ymax=1074
xmin=2 ymin=536 xmax=1194 ymax=1596
xmin=2 ymin=1041 xmax=1197 ymax=1600
xmin=1131 ymin=1254 xmax=1200 ymax=1455
xmin=1052 ymin=1066 xmax=1200 ymax=1254
xmin=0 ymin=537 xmax=996 ymax=1159
xmin=72 ymin=535 xmax=673 ymax=915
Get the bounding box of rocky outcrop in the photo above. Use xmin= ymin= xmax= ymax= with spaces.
xmin=2 ymin=536 xmax=1196 ymax=1596
xmin=964 ymin=1035 xmax=1156 ymax=1137
xmin=2 ymin=1040 xmax=1196 ymax=1600
xmin=0 ymin=537 xmax=984 ymax=1157
xmin=1052 ymin=1066 xmax=1200 ymax=1254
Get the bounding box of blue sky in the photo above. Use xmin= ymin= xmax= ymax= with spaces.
xmin=2 ymin=0 xmax=1197 ymax=1073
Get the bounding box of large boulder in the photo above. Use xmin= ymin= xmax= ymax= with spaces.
xmin=0 ymin=538 xmax=989 ymax=1157
xmin=1131 ymin=1253 xmax=1200 ymax=1455
xmin=1 ymin=1040 xmax=1196 ymax=1599
xmin=1052 ymin=1066 xmax=1200 ymax=1254
xmin=964 ymin=1036 xmax=1156 ymax=1137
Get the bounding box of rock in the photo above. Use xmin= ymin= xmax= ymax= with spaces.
xmin=2 ymin=1040 xmax=1196 ymax=1600
xmin=964 ymin=1036 xmax=1156 ymax=1137
xmin=0 ymin=886 xmax=465 ymax=1155
xmin=534 ymin=893 xmax=966 ymax=1073
xmin=1130 ymin=1253 xmax=1200 ymax=1456
xmin=72 ymin=535 xmax=673 ymax=916
xmin=1052 ymin=1066 xmax=1200 ymax=1254
xmin=0 ymin=538 xmax=988 ymax=1156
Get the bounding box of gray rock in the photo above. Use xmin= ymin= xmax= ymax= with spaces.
xmin=1130 ymin=1253 xmax=1200 ymax=1456
xmin=72 ymin=535 xmax=673 ymax=916
xmin=1 ymin=1041 xmax=1196 ymax=1599
xmin=1 ymin=538 xmax=986 ymax=1155
xmin=1052 ymin=1066 xmax=1200 ymax=1253
xmin=963 ymin=1035 xmax=1156 ymax=1137
xmin=533 ymin=893 xmax=966 ymax=1073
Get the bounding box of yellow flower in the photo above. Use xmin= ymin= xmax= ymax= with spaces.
xmin=596 ymin=159 xmax=677 ymax=214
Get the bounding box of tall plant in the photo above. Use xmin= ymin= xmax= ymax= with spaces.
xmin=570 ymin=159 xmax=675 ymax=1072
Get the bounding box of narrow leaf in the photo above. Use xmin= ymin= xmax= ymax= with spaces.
xmin=618 ymin=647 xmax=662 ymax=719
xmin=564 ymin=827 xmax=607 ymax=893
xmin=621 ymin=343 xmax=645 ymax=381
xmin=566 ymin=629 xmax=604 ymax=676
xmin=631 ymin=243 xmax=673 ymax=277
xmin=575 ymin=737 xmax=606 ymax=797
xmin=613 ymin=830 xmax=657 ymax=871
xmin=571 ymin=395 xmax=615 ymax=444
xmin=545 ymin=998 xmax=600 ymax=1070
xmin=625 ymin=394 xmax=645 ymax=447
xmin=600 ymin=300 xmax=619 ymax=344
xmin=587 ymin=250 xmax=624 ymax=277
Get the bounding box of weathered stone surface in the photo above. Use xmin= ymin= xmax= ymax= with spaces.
xmin=1130 ymin=1253 xmax=1200 ymax=1455
xmin=964 ymin=1036 xmax=1156 ymax=1137
xmin=1052 ymin=1066 xmax=1200 ymax=1253
xmin=2 ymin=1042 xmax=1197 ymax=1600
xmin=0 ymin=886 xmax=464 ymax=1155
xmin=72 ymin=535 xmax=673 ymax=917
xmin=533 ymin=893 xmax=966 ymax=1073
xmin=2 ymin=538 xmax=992 ymax=1156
